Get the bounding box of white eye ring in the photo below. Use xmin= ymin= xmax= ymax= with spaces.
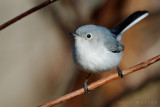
xmin=87 ymin=34 xmax=91 ymax=38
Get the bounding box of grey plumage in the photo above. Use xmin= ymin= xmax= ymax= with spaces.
xmin=70 ymin=10 xmax=149 ymax=93
xmin=76 ymin=25 xmax=124 ymax=53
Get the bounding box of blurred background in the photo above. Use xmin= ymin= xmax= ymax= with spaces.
xmin=0 ymin=0 xmax=160 ymax=107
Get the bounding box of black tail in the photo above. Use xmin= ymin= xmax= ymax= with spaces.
xmin=111 ymin=10 xmax=149 ymax=35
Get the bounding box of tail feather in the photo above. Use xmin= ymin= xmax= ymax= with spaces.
xmin=111 ymin=10 xmax=149 ymax=36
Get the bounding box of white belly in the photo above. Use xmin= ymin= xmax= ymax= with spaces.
xmin=73 ymin=45 xmax=122 ymax=73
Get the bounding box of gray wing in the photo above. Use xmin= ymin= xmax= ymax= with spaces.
xmin=104 ymin=37 xmax=124 ymax=53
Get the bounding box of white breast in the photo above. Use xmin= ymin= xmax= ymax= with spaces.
xmin=73 ymin=38 xmax=122 ymax=73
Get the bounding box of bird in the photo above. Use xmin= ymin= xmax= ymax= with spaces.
xmin=70 ymin=10 xmax=149 ymax=93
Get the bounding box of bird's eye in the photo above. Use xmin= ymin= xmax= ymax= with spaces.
xmin=87 ymin=34 xmax=91 ymax=38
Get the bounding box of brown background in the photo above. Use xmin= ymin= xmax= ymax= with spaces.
xmin=0 ymin=0 xmax=160 ymax=107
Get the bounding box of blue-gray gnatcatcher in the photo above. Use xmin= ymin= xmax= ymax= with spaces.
xmin=70 ymin=11 xmax=149 ymax=93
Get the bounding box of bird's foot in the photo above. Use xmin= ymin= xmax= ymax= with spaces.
xmin=83 ymin=73 xmax=92 ymax=93
xmin=117 ymin=66 xmax=124 ymax=78
xmin=84 ymin=82 xmax=90 ymax=93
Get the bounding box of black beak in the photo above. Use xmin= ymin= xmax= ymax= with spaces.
xmin=69 ymin=32 xmax=78 ymax=36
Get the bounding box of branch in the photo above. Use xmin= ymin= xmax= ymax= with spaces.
xmin=0 ymin=0 xmax=57 ymax=30
xmin=39 ymin=54 xmax=160 ymax=107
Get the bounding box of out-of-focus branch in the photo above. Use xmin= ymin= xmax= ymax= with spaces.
xmin=39 ymin=54 xmax=160 ymax=107
xmin=0 ymin=0 xmax=57 ymax=30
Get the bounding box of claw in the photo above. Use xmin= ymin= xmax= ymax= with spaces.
xmin=83 ymin=73 xmax=92 ymax=93
xmin=84 ymin=82 xmax=90 ymax=93
xmin=117 ymin=66 xmax=124 ymax=78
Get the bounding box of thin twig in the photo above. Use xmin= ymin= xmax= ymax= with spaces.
xmin=39 ymin=54 xmax=160 ymax=107
xmin=0 ymin=0 xmax=57 ymax=30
